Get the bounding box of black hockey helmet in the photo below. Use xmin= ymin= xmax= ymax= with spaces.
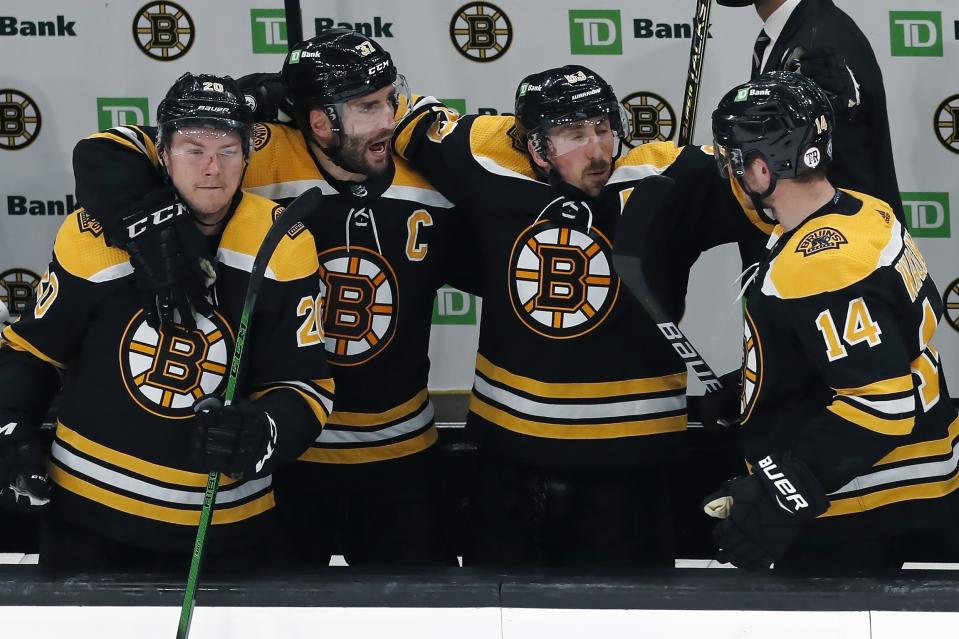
xmin=712 ymin=71 xmax=834 ymax=184
xmin=282 ymin=29 xmax=401 ymax=106
xmin=157 ymin=73 xmax=254 ymax=155
xmin=514 ymin=65 xmax=630 ymax=160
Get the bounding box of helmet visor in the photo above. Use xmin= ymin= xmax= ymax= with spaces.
xmin=538 ymin=102 xmax=629 ymax=157
xmin=161 ymin=120 xmax=250 ymax=158
xmin=331 ymin=74 xmax=411 ymax=138
xmin=713 ymin=142 xmax=745 ymax=179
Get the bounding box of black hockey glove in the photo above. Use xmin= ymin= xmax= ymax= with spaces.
xmin=702 ymin=454 xmax=829 ymax=571
xmin=0 ymin=410 xmax=50 ymax=513
xmin=782 ymin=46 xmax=861 ymax=119
xmin=237 ymin=72 xmax=294 ymax=124
xmin=119 ymin=186 xmax=216 ymax=330
xmin=192 ymin=396 xmax=278 ymax=480
xmin=699 ymin=370 xmax=743 ymax=431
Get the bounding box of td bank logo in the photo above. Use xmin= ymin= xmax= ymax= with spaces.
xmin=251 ymin=9 xmax=286 ymax=54
xmin=97 ymin=98 xmax=149 ymax=129
xmin=569 ymin=10 xmax=621 ymax=55
xmin=432 ymin=286 xmax=478 ymax=325
xmin=902 ymin=192 xmax=950 ymax=238
xmin=890 ymin=11 xmax=942 ymax=57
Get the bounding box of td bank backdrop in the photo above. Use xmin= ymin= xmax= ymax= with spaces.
xmin=1 ymin=0 xmax=956 ymax=392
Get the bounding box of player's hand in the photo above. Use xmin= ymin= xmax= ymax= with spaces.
xmin=699 ymin=370 xmax=743 ymax=430
xmin=191 ymin=396 xmax=278 ymax=480
xmin=118 ymin=186 xmax=216 ymax=330
xmin=782 ymin=46 xmax=861 ymax=118
xmin=702 ymin=454 xmax=829 ymax=570
xmin=237 ymin=72 xmax=294 ymax=124
xmin=0 ymin=411 xmax=50 ymax=513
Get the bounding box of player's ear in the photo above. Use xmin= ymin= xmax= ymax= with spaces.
xmin=527 ymin=139 xmax=549 ymax=170
xmin=308 ymin=108 xmax=334 ymax=143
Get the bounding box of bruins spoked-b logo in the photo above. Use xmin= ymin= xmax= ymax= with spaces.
xmin=621 ymin=91 xmax=675 ymax=147
xmin=318 ymin=246 xmax=399 ymax=366
xmin=795 ymin=227 xmax=848 ymax=256
xmin=740 ymin=309 xmax=763 ymax=422
xmin=0 ymin=90 xmax=41 ymax=150
xmin=933 ymin=95 xmax=959 ymax=155
xmin=0 ymin=268 xmax=40 ymax=320
xmin=943 ymin=278 xmax=959 ymax=333
xmin=120 ymin=311 xmax=234 ymax=419
xmin=508 ymin=216 xmax=619 ymax=339
xmin=450 ymin=2 xmax=512 ymax=62
xmin=133 ymin=1 xmax=195 ymax=61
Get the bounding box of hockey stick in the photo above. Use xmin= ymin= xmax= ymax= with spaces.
xmin=612 ymin=175 xmax=723 ymax=395
xmin=678 ymin=0 xmax=714 ymax=146
xmin=283 ymin=0 xmax=303 ymax=48
xmin=176 ymin=186 xmax=323 ymax=639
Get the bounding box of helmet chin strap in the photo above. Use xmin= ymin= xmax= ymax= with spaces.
xmin=740 ymin=173 xmax=779 ymax=225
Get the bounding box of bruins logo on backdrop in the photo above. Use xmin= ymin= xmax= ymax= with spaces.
xmin=508 ymin=215 xmax=619 ymax=339
xmin=621 ymin=92 xmax=675 ymax=147
xmin=0 ymin=268 xmax=40 ymax=320
xmin=318 ymin=246 xmax=399 ymax=366
xmin=795 ymin=227 xmax=848 ymax=256
xmin=449 ymin=2 xmax=512 ymax=62
xmin=77 ymin=209 xmax=103 ymax=237
xmin=740 ymin=309 xmax=763 ymax=422
xmin=120 ymin=310 xmax=234 ymax=419
xmin=252 ymin=122 xmax=271 ymax=152
xmin=270 ymin=204 xmax=305 ymax=239
xmin=943 ymin=278 xmax=959 ymax=333
xmin=0 ymin=90 xmax=41 ymax=150
xmin=133 ymin=1 xmax=195 ymax=61
xmin=933 ymin=94 xmax=959 ymax=155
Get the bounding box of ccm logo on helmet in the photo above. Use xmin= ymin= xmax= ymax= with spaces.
xmin=368 ymin=60 xmax=389 ymax=75
xmin=757 ymin=456 xmax=809 ymax=514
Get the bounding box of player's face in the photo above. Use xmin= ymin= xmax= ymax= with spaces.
xmin=165 ymin=128 xmax=246 ymax=230
xmin=336 ymin=84 xmax=398 ymax=175
xmin=545 ymin=117 xmax=615 ymax=197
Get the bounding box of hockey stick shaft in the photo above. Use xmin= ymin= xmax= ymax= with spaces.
xmin=283 ymin=0 xmax=303 ymax=48
xmin=176 ymin=187 xmax=322 ymax=639
xmin=678 ymin=0 xmax=713 ymax=146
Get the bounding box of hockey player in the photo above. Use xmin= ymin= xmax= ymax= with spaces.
xmin=703 ymin=72 xmax=959 ymax=573
xmin=72 ymin=30 xmax=462 ymax=566
xmin=0 ymin=74 xmax=334 ymax=571
xmin=392 ymin=66 xmax=773 ymax=566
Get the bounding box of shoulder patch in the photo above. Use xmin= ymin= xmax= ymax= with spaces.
xmin=54 ymin=211 xmax=130 ymax=282
xmin=794 ymin=227 xmax=848 ymax=257
xmin=252 ymin=123 xmax=271 ymax=152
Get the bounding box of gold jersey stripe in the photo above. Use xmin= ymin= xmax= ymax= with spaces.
xmin=470 ymin=396 xmax=686 ymax=440
xmin=298 ymin=426 xmax=438 ymax=464
xmin=51 ymin=465 xmax=272 ymax=526
xmin=827 ymin=400 xmax=915 ymax=436
xmin=476 ymin=354 xmax=686 ymax=399
xmin=88 ymin=130 xmax=159 ymax=166
xmin=835 ymin=374 xmax=914 ymax=398
xmin=327 ymin=389 xmax=429 ymax=427
xmin=877 ymin=415 xmax=959 ymax=466
xmin=822 ymin=470 xmax=959 ymax=518
xmin=56 ymin=422 xmax=238 ymax=488
xmin=1 ymin=326 xmax=67 ymax=369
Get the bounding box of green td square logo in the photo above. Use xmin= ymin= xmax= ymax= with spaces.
xmin=251 ymin=9 xmax=287 ymax=54
xmin=901 ymin=192 xmax=950 ymax=237
xmin=432 ymin=286 xmax=478 ymax=325
xmin=889 ymin=11 xmax=942 ymax=57
xmin=97 ymin=97 xmax=149 ymax=129
xmin=569 ymin=10 xmax=622 ymax=55
xmin=442 ymin=98 xmax=467 ymax=116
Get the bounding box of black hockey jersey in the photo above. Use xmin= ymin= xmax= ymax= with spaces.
xmin=394 ymin=99 xmax=773 ymax=469
xmin=73 ymin=124 xmax=461 ymax=465
xmin=0 ymin=194 xmax=333 ymax=552
xmin=739 ymin=189 xmax=958 ymax=535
